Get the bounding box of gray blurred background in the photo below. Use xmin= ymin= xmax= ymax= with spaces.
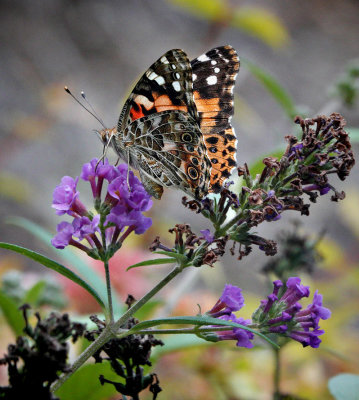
xmin=0 ymin=0 xmax=358 ymax=290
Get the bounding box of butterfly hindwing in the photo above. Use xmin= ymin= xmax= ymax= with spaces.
xmin=191 ymin=45 xmax=239 ymax=192
xmin=121 ymin=110 xmax=211 ymax=200
xmin=118 ymin=49 xmax=198 ymax=133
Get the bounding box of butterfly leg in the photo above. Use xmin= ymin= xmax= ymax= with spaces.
xmin=126 ymin=148 xmax=132 ymax=191
xmin=139 ymin=171 xmax=163 ymax=199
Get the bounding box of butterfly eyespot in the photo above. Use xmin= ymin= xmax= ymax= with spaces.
xmin=181 ymin=133 xmax=192 ymax=142
xmin=191 ymin=157 xmax=199 ymax=166
xmin=171 ymin=64 xmax=176 ymax=70
xmin=209 ymin=147 xmax=217 ymax=153
xmin=211 ymin=158 xmax=218 ymax=164
xmin=186 ymin=144 xmax=194 ymax=152
xmin=188 ymin=166 xmax=199 ymax=180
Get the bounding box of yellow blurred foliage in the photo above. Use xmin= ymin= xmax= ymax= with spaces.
xmin=167 ymin=0 xmax=289 ymax=48
xmin=0 ymin=173 xmax=31 ymax=203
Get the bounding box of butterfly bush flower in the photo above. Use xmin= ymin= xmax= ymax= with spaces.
xmin=252 ymin=277 xmax=331 ymax=348
xmin=204 ymin=284 xmax=254 ymax=348
xmin=181 ymin=113 xmax=355 ymax=260
xmin=51 ymin=159 xmax=152 ymax=260
xmin=202 ymin=280 xmax=329 ymax=349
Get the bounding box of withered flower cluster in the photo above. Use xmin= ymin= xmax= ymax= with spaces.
xmin=0 ymin=306 xmax=85 ymax=400
xmin=159 ymin=113 xmax=354 ymax=263
xmin=150 ymin=223 xmax=228 ymax=267
xmin=85 ymin=297 xmax=163 ymax=400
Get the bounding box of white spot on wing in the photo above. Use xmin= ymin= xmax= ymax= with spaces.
xmin=155 ymin=76 xmax=165 ymax=85
xmin=206 ymin=75 xmax=217 ymax=85
xmin=211 ymin=60 xmax=217 ymax=65
xmin=160 ymin=56 xmax=169 ymax=64
xmin=175 ymin=72 xmax=181 ymax=79
xmin=197 ymin=54 xmax=210 ymax=62
xmin=147 ymin=71 xmax=158 ymax=80
xmin=172 ymin=81 xmax=181 ymax=91
xmin=214 ymin=67 xmax=220 ymax=73
xmin=192 ymin=73 xmax=197 ymax=81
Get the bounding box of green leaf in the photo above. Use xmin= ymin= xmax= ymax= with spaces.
xmin=55 ymin=362 xmax=118 ymax=400
xmin=244 ymin=59 xmax=297 ymax=119
xmin=153 ymin=250 xmax=188 ymax=263
xmin=0 ymin=243 xmax=106 ymax=311
xmin=248 ymin=148 xmax=285 ymax=178
xmin=347 ymin=127 xmax=359 ymax=143
xmin=5 ymin=217 xmax=122 ymax=315
xmin=328 ymin=373 xmax=359 ymax=400
xmin=133 ymin=300 xmax=163 ymax=320
xmin=130 ymin=315 xmax=279 ymax=348
xmin=127 ymin=258 xmax=176 ymax=271
xmin=0 ymin=290 xmax=25 ymax=336
xmin=23 ymin=281 xmax=46 ymax=305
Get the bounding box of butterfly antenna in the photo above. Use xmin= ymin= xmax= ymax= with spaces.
xmin=64 ymin=86 xmax=107 ymax=129
xmin=81 ymin=91 xmax=106 ymax=129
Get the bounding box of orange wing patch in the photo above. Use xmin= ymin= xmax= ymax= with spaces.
xmin=154 ymin=94 xmax=188 ymax=113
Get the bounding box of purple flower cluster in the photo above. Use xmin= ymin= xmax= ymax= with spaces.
xmin=51 ymin=159 xmax=152 ymax=255
xmin=207 ymin=284 xmax=254 ymax=348
xmin=205 ymin=279 xmax=330 ymax=349
xmin=256 ymin=277 xmax=331 ymax=348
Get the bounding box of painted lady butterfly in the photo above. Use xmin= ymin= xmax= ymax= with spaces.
xmin=99 ymin=46 xmax=239 ymax=200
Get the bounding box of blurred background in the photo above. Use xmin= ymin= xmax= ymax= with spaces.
xmin=0 ymin=1 xmax=358 ymax=399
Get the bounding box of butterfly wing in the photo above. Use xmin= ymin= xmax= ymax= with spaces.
xmin=191 ymin=45 xmax=239 ymax=192
xmin=118 ymin=49 xmax=198 ymax=132
xmin=122 ymin=110 xmax=211 ymax=200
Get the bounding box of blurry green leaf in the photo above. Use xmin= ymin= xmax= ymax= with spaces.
xmin=328 ymin=374 xmax=359 ymax=400
xmin=0 ymin=243 xmax=106 ymax=312
xmin=168 ymin=0 xmax=227 ymax=20
xmin=56 ymin=363 xmax=117 ymax=400
xmin=249 ymin=148 xmax=285 ymax=178
xmin=133 ymin=300 xmax=163 ymax=320
xmin=167 ymin=1 xmax=289 ymax=48
xmin=127 ymin=258 xmax=176 ymax=271
xmin=152 ymin=334 xmax=209 ymax=359
xmin=6 ymin=217 xmax=122 ymax=315
xmin=0 ymin=289 xmax=25 ymax=336
xmin=233 ymin=7 xmax=289 ymax=48
xmin=0 ymin=173 xmax=31 ymax=204
xmin=23 ymin=281 xmax=46 ymax=305
xmin=244 ymin=59 xmax=297 ymax=119
xmin=347 ymin=127 xmax=359 ymax=142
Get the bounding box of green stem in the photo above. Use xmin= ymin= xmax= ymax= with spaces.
xmin=112 ymin=264 xmax=182 ymax=332
xmin=50 ymin=263 xmax=183 ymax=394
xmin=133 ymin=326 xmax=236 ymax=335
xmin=51 ymin=325 xmax=114 ymax=393
xmin=104 ymin=260 xmax=113 ymax=322
xmin=273 ymin=347 xmax=281 ymax=400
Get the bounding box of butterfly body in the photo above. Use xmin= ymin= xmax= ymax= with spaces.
xmin=99 ymin=46 xmax=239 ymax=200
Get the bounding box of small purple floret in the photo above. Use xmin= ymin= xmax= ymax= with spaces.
xmin=200 ymin=229 xmax=215 ymax=244
xmin=51 ymin=221 xmax=75 ymax=249
xmin=208 ymin=284 xmax=245 ymax=317
xmin=52 ymin=176 xmax=87 ymax=217
xmin=216 ymin=314 xmax=254 ymax=349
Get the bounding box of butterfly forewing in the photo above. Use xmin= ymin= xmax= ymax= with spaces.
xmin=121 ymin=110 xmax=211 ymax=200
xmin=191 ymin=45 xmax=239 ymax=192
xmin=118 ymin=49 xmax=198 ymax=133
